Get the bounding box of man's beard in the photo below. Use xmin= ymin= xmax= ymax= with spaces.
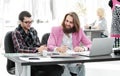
xmin=63 ymin=27 xmax=76 ymax=33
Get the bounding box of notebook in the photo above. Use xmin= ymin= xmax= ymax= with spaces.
xmin=50 ymin=52 xmax=76 ymax=58
xmin=50 ymin=54 xmax=76 ymax=58
xmin=79 ymin=38 xmax=114 ymax=57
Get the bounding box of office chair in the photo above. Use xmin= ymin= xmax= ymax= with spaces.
xmin=4 ymin=31 xmax=46 ymax=76
xmin=4 ymin=31 xmax=15 ymax=75
xmin=41 ymin=33 xmax=50 ymax=45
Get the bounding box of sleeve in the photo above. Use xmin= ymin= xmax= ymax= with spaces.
xmin=80 ymin=29 xmax=92 ymax=50
xmin=12 ymin=31 xmax=38 ymax=53
xmin=90 ymin=20 xmax=96 ymax=29
xmin=98 ymin=19 xmax=107 ymax=30
xmin=47 ymin=27 xmax=58 ymax=51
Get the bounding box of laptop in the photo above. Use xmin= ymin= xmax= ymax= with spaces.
xmin=79 ymin=38 xmax=114 ymax=57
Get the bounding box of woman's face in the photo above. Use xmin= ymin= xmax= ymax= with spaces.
xmin=97 ymin=10 xmax=102 ymax=17
xmin=97 ymin=9 xmax=104 ymax=18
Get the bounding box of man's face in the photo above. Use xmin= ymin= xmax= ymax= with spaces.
xmin=21 ymin=17 xmax=33 ymax=31
xmin=63 ymin=15 xmax=75 ymax=33
xmin=64 ymin=15 xmax=74 ymax=30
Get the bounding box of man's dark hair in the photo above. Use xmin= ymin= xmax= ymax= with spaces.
xmin=19 ymin=11 xmax=31 ymax=22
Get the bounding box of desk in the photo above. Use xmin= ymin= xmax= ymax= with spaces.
xmin=3 ymin=53 xmax=120 ymax=76
xmin=84 ymin=29 xmax=104 ymax=40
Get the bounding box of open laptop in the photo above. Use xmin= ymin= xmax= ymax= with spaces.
xmin=79 ymin=38 xmax=114 ymax=57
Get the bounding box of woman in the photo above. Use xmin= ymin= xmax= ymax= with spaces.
xmin=84 ymin=8 xmax=108 ymax=37
xmin=109 ymin=0 xmax=120 ymax=47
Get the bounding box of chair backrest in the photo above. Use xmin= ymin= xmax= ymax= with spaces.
xmin=4 ymin=31 xmax=15 ymax=75
xmin=4 ymin=31 xmax=47 ymax=75
xmin=41 ymin=33 xmax=50 ymax=45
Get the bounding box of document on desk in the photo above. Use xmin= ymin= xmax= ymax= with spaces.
xmin=66 ymin=50 xmax=81 ymax=55
xmin=67 ymin=50 xmax=92 ymax=56
xmin=19 ymin=55 xmax=51 ymax=62
xmin=50 ymin=50 xmax=80 ymax=58
xmin=51 ymin=54 xmax=76 ymax=58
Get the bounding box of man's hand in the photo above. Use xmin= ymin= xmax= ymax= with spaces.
xmin=37 ymin=45 xmax=47 ymax=53
xmin=56 ymin=45 xmax=67 ymax=53
xmin=74 ymin=46 xmax=85 ymax=52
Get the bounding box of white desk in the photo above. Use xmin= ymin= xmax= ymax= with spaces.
xmin=84 ymin=29 xmax=104 ymax=40
xmin=3 ymin=53 xmax=120 ymax=76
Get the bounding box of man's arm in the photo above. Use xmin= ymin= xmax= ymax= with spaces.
xmin=12 ymin=30 xmax=38 ymax=53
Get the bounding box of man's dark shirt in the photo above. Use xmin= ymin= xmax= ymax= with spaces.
xmin=12 ymin=25 xmax=40 ymax=53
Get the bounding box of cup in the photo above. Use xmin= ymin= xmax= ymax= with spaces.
xmin=42 ymin=50 xmax=48 ymax=56
xmin=89 ymin=26 xmax=91 ymax=29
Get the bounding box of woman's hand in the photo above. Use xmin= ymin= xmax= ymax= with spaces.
xmin=84 ymin=24 xmax=90 ymax=29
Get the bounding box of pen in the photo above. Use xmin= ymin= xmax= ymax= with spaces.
xmin=68 ymin=47 xmax=71 ymax=50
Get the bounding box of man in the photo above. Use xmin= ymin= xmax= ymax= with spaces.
xmin=12 ymin=11 xmax=63 ymax=76
xmin=47 ymin=12 xmax=92 ymax=76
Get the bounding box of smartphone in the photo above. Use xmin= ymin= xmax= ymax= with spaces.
xmin=29 ymin=57 xmax=40 ymax=60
